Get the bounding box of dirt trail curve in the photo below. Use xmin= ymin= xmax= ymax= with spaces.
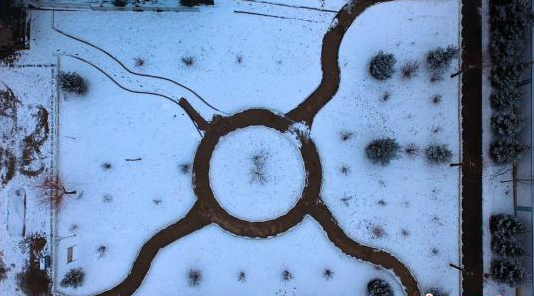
xmin=56 ymin=1 xmax=421 ymax=296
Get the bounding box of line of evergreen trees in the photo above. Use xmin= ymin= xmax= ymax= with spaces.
xmin=488 ymin=0 xmax=532 ymax=164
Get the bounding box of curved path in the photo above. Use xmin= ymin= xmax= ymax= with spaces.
xmin=57 ymin=1 xmax=421 ymax=296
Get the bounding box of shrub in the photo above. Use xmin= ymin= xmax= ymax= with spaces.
xmin=404 ymin=143 xmax=419 ymax=158
xmin=113 ymin=0 xmax=127 ymax=7
xmin=425 ymin=288 xmax=448 ymax=296
xmin=59 ymin=72 xmax=88 ymax=95
xmin=491 ymin=235 xmax=525 ymax=257
xmin=490 ymin=140 xmax=528 ymax=164
xmin=97 ymin=245 xmax=107 ymax=258
xmin=491 ymin=259 xmax=526 ymax=287
xmin=179 ymin=163 xmax=191 ymax=174
xmin=381 ymin=91 xmax=391 ymax=102
xmin=188 ymin=269 xmax=201 ymax=286
xmin=60 ymin=268 xmax=85 ymax=288
xmin=370 ymin=225 xmax=386 ymax=239
xmin=0 ymin=257 xmax=8 ymax=282
xmin=367 ymin=278 xmax=393 ymax=296
xmin=250 ymin=150 xmax=268 ymax=184
xmin=490 ymin=89 xmax=521 ymax=111
xmin=426 ymin=45 xmax=459 ymax=75
xmin=491 ymin=113 xmax=524 ymax=138
xmin=323 ymin=268 xmax=334 ymax=280
xmin=238 ymin=271 xmax=246 ymax=282
xmin=181 ymin=56 xmax=195 ymax=66
xmin=365 ymin=138 xmax=400 ymax=165
xmin=369 ymin=51 xmax=396 ymax=80
xmin=134 ymin=57 xmax=144 ymax=67
xmin=490 ymin=214 xmax=526 ymax=238
xmin=281 ymin=270 xmax=293 ymax=282
xmin=431 ymin=95 xmax=442 ymax=105
xmin=425 ymin=144 xmax=452 ymax=164
xmin=340 ymin=130 xmax=353 ymax=141
xmin=400 ymin=61 xmax=419 ymax=79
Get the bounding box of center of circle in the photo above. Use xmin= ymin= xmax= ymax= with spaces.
xmin=209 ymin=126 xmax=306 ymax=222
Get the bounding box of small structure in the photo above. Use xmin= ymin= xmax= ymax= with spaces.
xmin=67 ymin=245 xmax=77 ymax=264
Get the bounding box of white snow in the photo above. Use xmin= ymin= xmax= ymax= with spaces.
xmin=132 ymin=218 xmax=405 ymax=296
xmin=210 ymin=126 xmax=305 ymax=221
xmin=55 ymin=56 xmax=199 ymax=295
xmin=311 ymin=0 xmax=461 ymax=293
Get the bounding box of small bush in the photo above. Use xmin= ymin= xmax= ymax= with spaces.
xmin=365 ymin=138 xmax=401 ymax=165
xmin=490 ymin=214 xmax=526 ymax=238
xmin=491 ymin=259 xmax=526 ymax=287
xmin=425 ymin=144 xmax=452 ymax=164
xmin=188 ymin=269 xmax=201 ymax=286
xmin=400 ymin=61 xmax=419 ymax=79
xmin=426 ymin=45 xmax=459 ymax=79
xmin=0 ymin=257 xmax=8 ymax=282
xmin=431 ymin=95 xmax=442 ymax=105
xmin=97 ymin=245 xmax=107 ymax=258
xmin=340 ymin=130 xmax=353 ymax=141
xmin=113 ymin=0 xmax=127 ymax=7
xmin=339 ymin=164 xmax=351 ymax=176
xmin=181 ymin=56 xmax=195 ymax=66
xmin=59 ymin=72 xmax=88 ymax=95
xmin=179 ymin=163 xmax=191 ymax=174
xmin=134 ymin=57 xmax=144 ymax=67
xmin=323 ymin=268 xmax=334 ymax=280
xmin=370 ymin=225 xmax=386 ymax=239
xmin=369 ymin=51 xmax=396 ymax=80
xmin=490 ymin=140 xmax=528 ymax=164
xmin=491 ymin=113 xmax=524 ymax=138
xmin=491 ymin=235 xmax=525 ymax=257
xmin=281 ymin=270 xmax=293 ymax=282
xmin=425 ymin=288 xmax=448 ymax=296
xmin=490 ymin=89 xmax=522 ymax=111
xmin=367 ymin=278 xmax=393 ymax=296
xmin=250 ymin=150 xmax=268 ymax=184
xmin=238 ymin=271 xmax=246 ymax=282
xmin=404 ymin=143 xmax=419 ymax=158
xmin=60 ymin=268 xmax=85 ymax=288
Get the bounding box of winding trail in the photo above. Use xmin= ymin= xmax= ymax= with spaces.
xmin=57 ymin=1 xmax=421 ymax=296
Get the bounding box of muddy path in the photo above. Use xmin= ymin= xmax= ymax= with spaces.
xmin=57 ymin=1 xmax=421 ymax=296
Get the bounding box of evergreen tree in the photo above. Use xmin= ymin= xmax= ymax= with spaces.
xmin=369 ymin=51 xmax=396 ymax=80
xmin=491 ymin=259 xmax=526 ymax=287
xmin=365 ymin=138 xmax=401 ymax=166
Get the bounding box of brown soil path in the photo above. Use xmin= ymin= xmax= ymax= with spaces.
xmin=56 ymin=1 xmax=421 ymax=296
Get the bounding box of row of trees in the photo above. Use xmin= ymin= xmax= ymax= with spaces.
xmin=365 ymin=138 xmax=452 ymax=166
xmin=368 ymin=46 xmax=458 ymax=81
xmin=488 ymin=0 xmax=532 ymax=164
xmin=489 ymin=214 xmax=527 ymax=287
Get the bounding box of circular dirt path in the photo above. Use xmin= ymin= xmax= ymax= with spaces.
xmin=69 ymin=1 xmax=421 ymax=296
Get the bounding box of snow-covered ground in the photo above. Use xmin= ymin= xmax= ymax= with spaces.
xmin=0 ymin=0 xmax=469 ymax=295
xmin=312 ymin=0 xmax=461 ymax=292
xmin=133 ymin=218 xmax=404 ymax=296
xmin=210 ymin=126 xmax=305 ymax=221
xmin=0 ymin=67 xmax=56 ymax=296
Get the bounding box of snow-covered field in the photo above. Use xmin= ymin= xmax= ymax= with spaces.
xmin=1 ymin=0 xmax=468 ymax=296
